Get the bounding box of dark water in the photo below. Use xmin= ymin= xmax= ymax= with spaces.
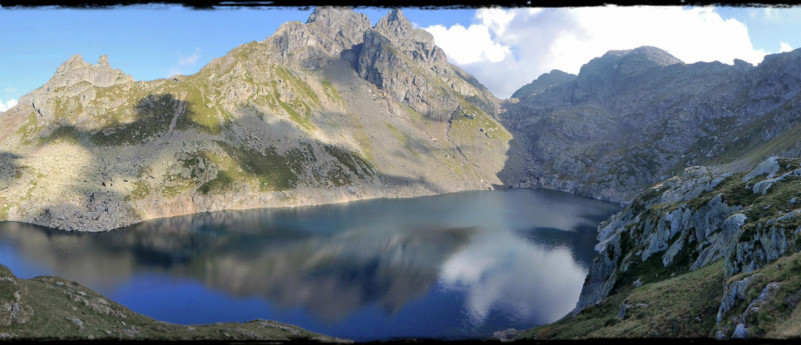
xmin=0 ymin=189 xmax=618 ymax=341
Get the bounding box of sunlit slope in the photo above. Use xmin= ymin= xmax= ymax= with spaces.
xmin=0 ymin=7 xmax=516 ymax=231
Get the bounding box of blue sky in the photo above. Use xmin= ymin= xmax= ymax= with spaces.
xmin=1 ymin=5 xmax=801 ymax=110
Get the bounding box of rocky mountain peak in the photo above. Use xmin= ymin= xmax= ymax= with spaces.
xmin=374 ymin=8 xmax=414 ymax=41
xmin=268 ymin=7 xmax=371 ymax=64
xmin=622 ymin=46 xmax=683 ymax=66
xmin=572 ymin=46 xmax=683 ymax=94
xmin=48 ymin=53 xmax=132 ymax=88
xmin=98 ymin=54 xmax=110 ymax=67
xmin=56 ymin=54 xmax=90 ymax=73
xmin=306 ymin=6 xmax=366 ymax=26
xmin=18 ymin=53 xmax=133 ymax=111
xmin=305 ymin=6 xmax=370 ymax=47
xmin=511 ymin=69 xmax=576 ymax=100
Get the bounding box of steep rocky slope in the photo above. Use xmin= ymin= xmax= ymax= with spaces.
xmin=526 ymin=156 xmax=801 ymax=339
xmin=0 ymin=263 xmax=348 ymax=341
xmin=502 ymin=46 xmax=801 ymax=203
xmin=0 ymin=7 xmax=519 ymax=231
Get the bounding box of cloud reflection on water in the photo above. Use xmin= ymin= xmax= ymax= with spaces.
xmin=0 ymin=189 xmax=619 ymax=336
xmin=440 ymin=228 xmax=587 ymax=325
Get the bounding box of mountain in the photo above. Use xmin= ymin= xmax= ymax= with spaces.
xmin=501 ymin=47 xmax=801 ymax=340
xmin=501 ymin=46 xmax=801 ymax=203
xmin=510 ymin=69 xmax=576 ymax=100
xmin=0 ymin=7 xmax=520 ymax=231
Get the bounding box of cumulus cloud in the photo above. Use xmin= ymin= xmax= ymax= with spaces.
xmin=0 ymin=98 xmax=18 ymax=112
xmin=424 ymin=24 xmax=510 ymax=64
xmin=780 ymin=42 xmax=793 ymax=53
xmin=424 ymin=6 xmax=768 ymax=99
xmin=168 ymin=47 xmax=201 ymax=77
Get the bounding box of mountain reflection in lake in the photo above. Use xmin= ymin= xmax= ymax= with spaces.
xmin=0 ymin=189 xmax=619 ymax=340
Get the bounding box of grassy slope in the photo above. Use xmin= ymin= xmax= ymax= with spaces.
xmin=0 ymin=264 xmax=349 ymax=342
xmin=526 ymin=158 xmax=801 ymax=339
xmin=529 ymin=250 xmax=801 ymax=339
xmin=527 ymin=260 xmax=725 ymax=339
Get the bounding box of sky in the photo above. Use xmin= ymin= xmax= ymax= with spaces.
xmin=2 ymin=5 xmax=801 ymax=113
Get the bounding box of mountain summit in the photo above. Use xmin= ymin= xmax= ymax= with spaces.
xmin=502 ymin=45 xmax=801 ymax=203
xmin=0 ymin=7 xmax=516 ymax=231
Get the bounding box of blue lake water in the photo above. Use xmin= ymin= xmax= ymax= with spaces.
xmin=0 ymin=189 xmax=619 ymax=341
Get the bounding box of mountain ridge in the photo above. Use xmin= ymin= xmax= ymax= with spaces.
xmin=501 ymin=45 xmax=801 ymax=204
xmin=0 ymin=6 xmax=519 ymax=231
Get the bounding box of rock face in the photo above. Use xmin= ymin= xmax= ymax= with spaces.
xmin=502 ymin=46 xmax=801 ymax=203
xmin=571 ymin=156 xmax=801 ymax=337
xmin=0 ymin=7 xmax=514 ymax=231
xmin=510 ymin=69 xmax=576 ymax=100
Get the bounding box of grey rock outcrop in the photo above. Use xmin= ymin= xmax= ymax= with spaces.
xmin=732 ymin=323 xmax=749 ymax=339
xmin=510 ymin=69 xmax=575 ymax=100
xmin=574 ymin=157 xmax=801 ymax=316
xmin=717 ymin=274 xmax=758 ymax=323
xmin=355 ymin=9 xmax=495 ymax=121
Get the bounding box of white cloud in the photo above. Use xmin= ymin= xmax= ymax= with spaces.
xmin=4 ymin=87 xmax=16 ymax=94
xmin=780 ymin=42 xmax=793 ymax=53
xmin=0 ymin=98 xmax=18 ymax=112
xmin=424 ymin=24 xmax=510 ymax=64
xmin=168 ymin=47 xmax=201 ymax=77
xmin=424 ymin=6 xmax=768 ymax=99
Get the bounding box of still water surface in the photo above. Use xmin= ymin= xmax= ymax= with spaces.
xmin=0 ymin=189 xmax=618 ymax=340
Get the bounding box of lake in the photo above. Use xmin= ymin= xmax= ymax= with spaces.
xmin=0 ymin=189 xmax=619 ymax=341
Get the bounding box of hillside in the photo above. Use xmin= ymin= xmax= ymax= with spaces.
xmin=523 ymin=156 xmax=801 ymax=339
xmin=0 ymin=263 xmax=348 ymax=341
xmin=0 ymin=7 xmax=522 ymax=232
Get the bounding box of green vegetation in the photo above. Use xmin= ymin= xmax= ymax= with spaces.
xmin=720 ymin=251 xmax=801 ymax=337
xmin=91 ymin=94 xmax=175 ymax=146
xmin=322 ymin=144 xmax=375 ymax=179
xmin=527 ymin=260 xmax=725 ymax=339
xmin=125 ymin=180 xmax=151 ymax=202
xmin=0 ymin=197 xmax=8 ymax=221
xmin=41 ymin=126 xmax=84 ymax=146
xmin=449 ymin=100 xmax=511 ymax=142
xmin=199 ymin=170 xmax=236 ymax=195
xmin=16 ymin=112 xmax=40 ymax=145
xmin=272 ymin=66 xmax=321 ymax=131
xmin=278 ymin=98 xmax=316 ymax=131
xmin=198 ymin=142 xmax=310 ymax=194
xmin=321 ymin=77 xmax=344 ymax=105
xmin=177 ymin=86 xmax=226 ymax=135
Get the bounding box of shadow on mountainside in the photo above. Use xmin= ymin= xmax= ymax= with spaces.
xmin=1 ymin=91 xmax=459 ymax=229
xmin=493 ymin=126 xmax=535 ymax=190
xmin=0 ymin=152 xmax=24 ymax=204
